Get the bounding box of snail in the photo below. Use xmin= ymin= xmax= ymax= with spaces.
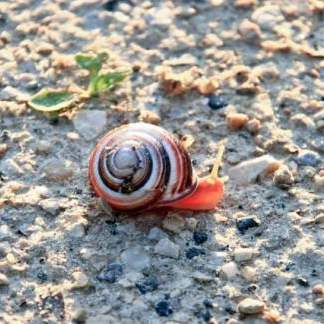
xmin=89 ymin=123 xmax=224 ymax=212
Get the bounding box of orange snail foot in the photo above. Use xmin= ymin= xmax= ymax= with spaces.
xmin=166 ymin=177 xmax=224 ymax=211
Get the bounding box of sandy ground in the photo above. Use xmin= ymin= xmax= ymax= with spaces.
xmin=0 ymin=0 xmax=324 ymax=323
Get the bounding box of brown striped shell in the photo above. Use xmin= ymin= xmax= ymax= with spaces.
xmin=89 ymin=123 xmax=198 ymax=212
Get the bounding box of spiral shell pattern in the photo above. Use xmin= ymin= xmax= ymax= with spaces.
xmin=89 ymin=123 xmax=198 ymax=212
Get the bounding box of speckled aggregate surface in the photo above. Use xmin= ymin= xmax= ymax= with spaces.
xmin=0 ymin=0 xmax=323 ymax=323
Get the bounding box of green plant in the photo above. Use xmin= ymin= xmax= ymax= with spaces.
xmin=28 ymin=52 xmax=130 ymax=114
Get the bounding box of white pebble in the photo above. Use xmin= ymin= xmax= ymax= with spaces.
xmin=121 ymin=247 xmax=151 ymax=271
xmin=220 ymin=262 xmax=239 ymax=280
xmin=229 ymin=155 xmax=280 ymax=185
xmin=147 ymin=227 xmax=168 ymax=241
xmin=154 ymin=238 xmax=180 ymax=259
xmin=238 ymin=298 xmax=265 ymax=314
xmin=234 ymin=248 xmax=256 ymax=262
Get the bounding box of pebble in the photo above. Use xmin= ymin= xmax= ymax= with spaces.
xmin=139 ymin=109 xmax=161 ymax=125
xmin=296 ymin=150 xmax=320 ymax=167
xmin=234 ymin=248 xmax=256 ymax=262
xmin=229 ymin=155 xmax=280 ymax=185
xmin=185 ymin=247 xmax=205 ymax=260
xmin=226 ymin=113 xmax=249 ymax=130
xmin=73 ymin=110 xmax=107 ymax=141
xmin=296 ymin=277 xmax=309 ymax=287
xmin=97 ymin=262 xmax=123 ymax=283
xmin=234 ymin=0 xmax=257 ymax=8
xmin=245 ymin=118 xmax=261 ymax=134
xmin=155 ymin=300 xmax=173 ymax=317
xmin=147 ymin=227 xmax=168 ymax=241
xmin=103 ymin=0 xmax=123 ymax=12
xmin=220 ymin=262 xmax=239 ymax=280
xmin=193 ymin=231 xmax=208 ymax=245
xmin=208 ymin=94 xmax=228 ymax=110
xmin=273 ymin=165 xmax=294 ymax=188
xmin=71 ymin=271 xmax=90 ymax=289
xmin=71 ymin=308 xmax=87 ymax=323
xmin=0 ymin=143 xmax=8 ymax=157
xmin=238 ymin=19 xmax=261 ymax=43
xmin=68 ymin=223 xmax=85 ymax=238
xmin=290 ymin=113 xmax=316 ymax=130
xmin=191 ymin=271 xmax=213 ymax=283
xmin=35 ymin=140 xmax=52 ymax=154
xmin=312 ymin=284 xmax=324 ymax=295
xmin=136 ymin=275 xmax=159 ymax=294
xmin=251 ymin=5 xmax=284 ymax=30
xmin=121 ymin=247 xmax=151 ymax=271
xmin=0 ymin=86 xmax=29 ymax=101
xmin=236 ymin=216 xmax=260 ymax=234
xmin=238 ymin=298 xmax=265 ymax=315
xmin=314 ymin=174 xmax=324 ymax=192
xmin=0 ymin=225 xmax=12 ymax=240
xmin=0 ymin=273 xmax=9 ymax=285
xmin=154 ymin=238 xmax=180 ymax=259
xmin=162 ymin=214 xmax=185 ymax=233
xmin=315 ymin=214 xmax=324 ymax=224
xmin=43 ymin=159 xmax=74 ymax=181
xmin=39 ymin=198 xmax=61 ymax=216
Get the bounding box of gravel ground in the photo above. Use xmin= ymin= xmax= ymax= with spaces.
xmin=0 ymin=0 xmax=324 ymax=323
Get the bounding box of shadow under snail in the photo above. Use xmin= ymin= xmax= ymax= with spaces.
xmin=89 ymin=123 xmax=224 ymax=212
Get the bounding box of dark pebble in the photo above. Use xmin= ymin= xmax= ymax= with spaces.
xmin=136 ymin=276 xmax=159 ymax=294
xmin=97 ymin=262 xmax=123 ymax=283
xmin=296 ymin=151 xmax=320 ymax=167
xmin=236 ymin=217 xmax=260 ymax=234
xmin=297 ymin=277 xmax=309 ymax=287
xmin=37 ymin=271 xmax=48 ymax=282
xmin=208 ymin=94 xmax=228 ymax=110
xmin=203 ymin=299 xmax=213 ymax=308
xmin=185 ymin=247 xmax=205 ymax=259
xmin=224 ymin=306 xmax=236 ymax=315
xmin=103 ymin=0 xmax=130 ymax=11
xmin=193 ymin=231 xmax=208 ymax=245
xmin=155 ymin=300 xmax=173 ymax=317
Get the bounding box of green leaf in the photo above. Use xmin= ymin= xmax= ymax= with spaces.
xmin=89 ymin=71 xmax=130 ymax=96
xmin=28 ymin=89 xmax=76 ymax=112
xmin=75 ymin=52 xmax=109 ymax=76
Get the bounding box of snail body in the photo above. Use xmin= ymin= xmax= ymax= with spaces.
xmin=89 ymin=123 xmax=224 ymax=212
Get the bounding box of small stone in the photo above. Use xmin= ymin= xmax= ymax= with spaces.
xmin=238 ymin=298 xmax=265 ymax=315
xmin=35 ymin=140 xmax=52 ymax=154
xmin=296 ymin=277 xmax=309 ymax=287
xmin=245 ymin=118 xmax=261 ymax=134
xmin=71 ymin=308 xmax=87 ymax=323
xmin=234 ymin=0 xmax=256 ymax=8
xmin=0 ymin=273 xmax=9 ymax=285
xmin=241 ymin=266 xmax=258 ymax=282
xmin=39 ymin=198 xmax=61 ymax=216
xmin=234 ymin=248 xmax=255 ymax=262
xmin=147 ymin=227 xmax=168 ymax=241
xmin=139 ymin=109 xmax=161 ymax=125
xmin=238 ymin=19 xmax=261 ymax=43
xmin=0 ymin=143 xmax=8 ymax=157
xmin=185 ymin=247 xmax=205 ymax=260
xmin=312 ymin=284 xmax=324 ymax=295
xmin=136 ymin=275 xmax=158 ymax=294
xmin=0 ymin=86 xmax=29 ymax=101
xmin=72 ymin=271 xmax=90 ymax=289
xmin=273 ymin=165 xmax=294 ymax=188
xmin=68 ymin=223 xmax=85 ymax=238
xmin=296 ymin=150 xmax=320 ymax=167
xmin=314 ymin=174 xmax=324 ymax=192
xmin=0 ymin=225 xmax=12 ymax=240
xmin=193 ymin=231 xmax=208 ymax=245
xmin=186 ymin=217 xmax=198 ymax=230
xmin=43 ymin=159 xmax=74 ymax=181
xmin=236 ymin=216 xmax=260 ymax=234
xmin=154 ymin=238 xmax=180 ymax=259
xmin=155 ymin=300 xmax=173 ymax=317
xmin=226 ymin=113 xmax=249 ymax=130
xmin=97 ymin=263 xmax=123 ymax=283
xmin=252 ymin=5 xmax=284 ymax=30
xmin=73 ymin=110 xmax=107 ymax=141
xmin=315 ymin=214 xmax=324 ymax=224
xmin=229 ymin=155 xmax=280 ymax=185
xmin=121 ymin=247 xmax=151 ymax=271
xmin=208 ymin=94 xmax=228 ymax=110
xmin=290 ymin=113 xmax=315 ymax=130
xmin=192 ymin=271 xmax=213 ymax=282
xmin=36 ymin=43 xmax=54 ymax=55
xmin=103 ymin=0 xmax=120 ymax=12
xmin=220 ymin=262 xmax=239 ymax=280
xmin=162 ymin=214 xmax=185 ymax=233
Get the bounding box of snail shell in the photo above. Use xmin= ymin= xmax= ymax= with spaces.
xmin=89 ymin=123 xmax=223 ymax=212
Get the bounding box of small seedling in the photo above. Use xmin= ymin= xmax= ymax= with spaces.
xmin=28 ymin=52 xmax=130 ymax=114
